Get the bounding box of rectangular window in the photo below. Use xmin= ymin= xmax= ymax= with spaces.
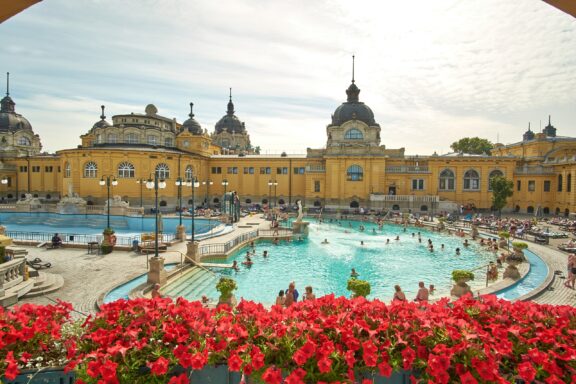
xmin=293 ymin=167 xmax=305 ymax=174
xmin=544 ymin=180 xmax=551 ymax=192
xmin=19 ymin=166 xmax=28 ymax=172
xmin=277 ymin=167 xmax=288 ymax=174
xmin=517 ymin=180 xmax=521 ymax=191
xmin=260 ymin=167 xmax=271 ymax=174
xmin=45 ymin=166 xmax=53 ymax=172
xmin=314 ymin=180 xmax=320 ymax=192
xmin=147 ymin=135 xmax=158 ymax=145
xmin=528 ymin=180 xmax=535 ymax=192
xmin=164 ymin=138 xmax=173 ymax=147
xmin=412 ymin=179 xmax=425 ymax=190
xmin=32 ymin=166 xmax=40 ymax=173
xmin=211 ymin=167 xmax=222 ymax=174
xmin=227 ymin=167 xmax=238 ymax=174
xmin=58 ymin=166 xmax=61 ymax=173
xmin=244 ymin=167 xmax=254 ymax=175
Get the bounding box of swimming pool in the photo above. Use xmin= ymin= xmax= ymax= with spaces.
xmin=191 ymin=220 xmax=504 ymax=304
xmin=496 ymin=249 xmax=548 ymax=300
xmin=0 ymin=212 xmax=217 ymax=236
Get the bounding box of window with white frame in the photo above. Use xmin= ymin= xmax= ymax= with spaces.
xmin=117 ymin=162 xmax=135 ymax=178
xmin=463 ymin=169 xmax=480 ymax=190
xmin=439 ymin=169 xmax=455 ymax=190
xmin=412 ymin=179 xmax=424 ymax=190
xmin=83 ymin=161 xmax=98 ymax=178
xmin=155 ymin=163 xmax=170 ymax=179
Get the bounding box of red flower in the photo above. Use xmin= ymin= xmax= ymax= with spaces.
xmin=401 ymin=346 xmax=416 ymax=370
xmin=518 ymin=361 xmax=536 ymax=382
xmin=285 ymin=368 xmax=306 ymax=384
xmin=378 ymin=361 xmax=392 ymax=377
xmin=345 ymin=350 xmax=356 ymax=368
xmin=148 ymin=356 xmax=169 ymax=376
xmin=459 ymin=371 xmax=478 ymax=384
xmin=190 ymin=351 xmax=207 ymax=370
xmin=228 ymin=354 xmax=243 ymax=371
xmin=4 ymin=351 xmax=19 ymax=380
xmin=318 ymin=356 xmax=332 ymax=373
xmin=262 ymin=366 xmax=283 ymax=384
xmin=100 ymin=359 xmax=119 ymax=384
xmin=168 ymin=373 xmax=189 ymax=384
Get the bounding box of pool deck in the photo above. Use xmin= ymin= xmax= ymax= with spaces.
xmin=9 ymin=215 xmax=575 ymax=315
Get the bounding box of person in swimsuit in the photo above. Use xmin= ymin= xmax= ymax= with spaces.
xmin=393 ymin=285 xmax=406 ymax=302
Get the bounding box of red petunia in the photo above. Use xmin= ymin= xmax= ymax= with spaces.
xmin=168 ymin=373 xmax=189 ymax=384
xmin=228 ymin=354 xmax=243 ymax=371
xmin=4 ymin=351 xmax=19 ymax=380
xmin=402 ymin=346 xmax=416 ymax=370
xmin=459 ymin=371 xmax=479 ymax=384
xmin=262 ymin=366 xmax=283 ymax=384
xmin=518 ymin=361 xmax=537 ymax=382
xmin=378 ymin=361 xmax=392 ymax=377
xmin=318 ymin=356 xmax=333 ymax=373
xmin=148 ymin=356 xmax=169 ymax=376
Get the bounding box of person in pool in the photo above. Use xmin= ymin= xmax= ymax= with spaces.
xmin=350 ymin=268 xmax=359 ymax=277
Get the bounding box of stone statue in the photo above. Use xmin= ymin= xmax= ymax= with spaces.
xmin=105 ymin=195 xmax=130 ymax=208
xmin=295 ymin=200 xmax=304 ymax=223
xmin=16 ymin=193 xmax=41 ymax=206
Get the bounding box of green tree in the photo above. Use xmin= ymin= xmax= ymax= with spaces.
xmin=450 ymin=137 xmax=493 ymax=155
xmin=491 ymin=176 xmax=513 ymax=217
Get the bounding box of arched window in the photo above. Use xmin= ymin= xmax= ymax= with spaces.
xmin=18 ymin=136 xmax=31 ymax=146
xmin=107 ymin=133 xmax=117 ymax=143
xmin=125 ymin=133 xmax=138 ymax=144
xmin=64 ymin=162 xmax=71 ymax=178
xmin=185 ymin=165 xmax=194 ymax=181
xmin=555 ymin=207 xmax=561 ymax=215
xmin=488 ymin=170 xmax=504 ymax=191
xmin=463 ymin=169 xmax=480 ymax=190
xmin=344 ymin=128 xmax=363 ymax=140
xmin=155 ymin=163 xmax=170 ymax=179
xmin=164 ymin=137 xmax=173 ymax=147
xmin=350 ymin=201 xmax=359 ymax=208
xmin=527 ymin=206 xmax=534 ymax=214
xmin=148 ymin=135 xmax=158 ymax=145
xmin=117 ymin=162 xmax=135 ymax=178
xmin=439 ymin=169 xmax=455 ymax=191
xmin=245 ymin=198 xmax=252 ymax=204
xmin=83 ymin=161 xmax=98 ymax=178
xmin=568 ymin=173 xmax=572 ymax=193
xmin=558 ymin=174 xmax=563 ymax=192
xmin=347 ymin=165 xmax=363 ymax=181
xmin=543 ymin=207 xmax=550 ymax=214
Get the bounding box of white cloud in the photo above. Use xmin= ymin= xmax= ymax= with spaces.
xmin=1 ymin=0 xmax=575 ymax=154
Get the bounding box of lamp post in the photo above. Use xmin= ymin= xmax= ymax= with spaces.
xmin=1 ymin=177 xmax=8 ymax=203
xmin=268 ymin=179 xmax=278 ymax=208
xmin=146 ymin=174 xmax=166 ymax=258
xmin=136 ymin=178 xmax=146 ymax=208
xmin=202 ymin=179 xmax=213 ymax=208
xmin=222 ymin=179 xmax=229 ymax=214
xmin=175 ymin=177 xmax=184 ymax=226
xmin=99 ymin=175 xmax=118 ymax=230
xmin=188 ymin=178 xmax=200 ymax=242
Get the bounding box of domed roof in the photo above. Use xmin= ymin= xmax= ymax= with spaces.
xmin=182 ymin=102 xmax=203 ymax=135
xmin=0 ymin=73 xmax=33 ymax=133
xmin=331 ymin=81 xmax=378 ymax=126
xmin=523 ymin=122 xmax=534 ymax=141
xmin=215 ymin=90 xmax=245 ymax=134
xmin=92 ymin=105 xmax=110 ymax=129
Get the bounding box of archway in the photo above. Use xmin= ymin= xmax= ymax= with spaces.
xmin=527 ymin=206 xmax=534 ymax=214
xmin=313 ymin=200 xmax=321 ymax=207
xmin=245 ymin=198 xmax=252 ymax=204
xmin=392 ymin=204 xmax=400 ymax=211
xmin=278 ymin=199 xmax=285 ymax=205
xmin=543 ymin=207 xmax=550 ymax=215
xmin=420 ymin=205 xmax=428 ymax=212
xmin=350 ymin=201 xmax=359 ymax=208
xmin=514 ymin=205 xmax=520 ymax=212
xmin=565 ymin=208 xmax=570 ymax=217
xmin=555 ymin=207 xmax=561 ymax=215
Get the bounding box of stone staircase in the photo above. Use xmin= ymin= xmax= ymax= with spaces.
xmin=24 ymin=271 xmax=65 ymax=297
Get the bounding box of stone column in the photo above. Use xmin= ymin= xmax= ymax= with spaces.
xmin=176 ymin=225 xmax=186 ymax=242
xmin=147 ymin=257 xmax=167 ymax=285
xmin=186 ymin=241 xmax=200 ymax=263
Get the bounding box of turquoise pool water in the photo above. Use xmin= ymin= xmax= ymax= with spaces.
xmin=196 ymin=220 xmax=502 ymax=304
xmin=104 ymin=263 xmax=179 ymax=303
xmin=496 ymin=249 xmax=548 ymax=300
xmin=0 ymin=212 xmax=217 ymax=236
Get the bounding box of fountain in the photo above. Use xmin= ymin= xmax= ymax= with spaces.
xmin=291 ymin=200 xmax=310 ymax=238
xmin=57 ymin=193 xmax=87 ymax=214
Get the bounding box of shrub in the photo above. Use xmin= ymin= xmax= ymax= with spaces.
xmin=346 ymin=278 xmax=371 ymax=297
xmin=0 ymin=245 xmax=5 ymax=264
xmin=512 ymin=241 xmax=528 ymax=250
xmin=452 ymin=269 xmax=475 ymax=282
xmin=499 ymin=231 xmax=510 ymax=239
xmin=216 ymin=277 xmax=237 ymax=300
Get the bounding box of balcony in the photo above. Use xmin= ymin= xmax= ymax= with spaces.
xmin=514 ymin=166 xmax=555 ymax=176
xmin=370 ymin=194 xmax=439 ymax=203
xmin=385 ymin=166 xmax=430 ymax=174
xmin=305 ymin=165 xmax=326 ymax=173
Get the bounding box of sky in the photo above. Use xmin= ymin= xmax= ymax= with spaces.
xmin=1 ymin=0 xmax=576 ymax=155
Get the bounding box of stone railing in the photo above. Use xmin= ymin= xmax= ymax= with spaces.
xmin=385 ymin=166 xmax=430 ymax=174
xmin=370 ymin=194 xmax=439 ymax=203
xmin=305 ymin=165 xmax=326 ymax=173
xmin=514 ymin=166 xmax=555 ymax=176
xmin=0 ymin=258 xmax=26 ymax=292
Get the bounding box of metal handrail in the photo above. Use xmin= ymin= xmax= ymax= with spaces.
xmin=161 ymin=250 xmax=218 ymax=277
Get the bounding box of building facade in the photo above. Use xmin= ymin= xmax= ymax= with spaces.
xmin=1 ymin=73 xmax=576 ymax=216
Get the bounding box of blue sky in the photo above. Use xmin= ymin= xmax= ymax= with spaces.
xmin=1 ymin=0 xmax=575 ymax=155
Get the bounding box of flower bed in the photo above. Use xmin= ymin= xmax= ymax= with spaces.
xmin=1 ymin=296 xmax=575 ymax=383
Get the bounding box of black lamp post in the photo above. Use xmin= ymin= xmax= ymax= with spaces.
xmin=175 ymin=177 xmax=184 ymax=226
xmin=146 ymin=174 xmax=166 ymax=258
xmin=202 ymin=179 xmax=213 ymax=208
xmin=188 ymin=177 xmax=200 ymax=242
xmin=136 ymin=178 xmax=146 ymax=208
xmin=268 ymin=179 xmax=278 ymax=208
xmin=99 ymin=175 xmax=118 ymax=230
xmin=222 ymin=179 xmax=229 ymax=213
xmin=1 ymin=177 xmax=8 ymax=202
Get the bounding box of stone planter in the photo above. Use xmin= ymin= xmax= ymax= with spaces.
xmin=503 ymin=250 xmax=526 ymax=280
xmin=3 ymin=367 xmax=75 ymax=384
xmin=450 ymin=278 xmax=472 ymax=298
xmin=218 ymin=294 xmax=237 ymax=308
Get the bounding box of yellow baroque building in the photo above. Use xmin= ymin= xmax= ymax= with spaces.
xmin=1 ymin=73 xmax=576 ymax=216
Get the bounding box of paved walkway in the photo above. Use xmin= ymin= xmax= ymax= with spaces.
xmin=10 ymin=215 xmax=575 ymax=314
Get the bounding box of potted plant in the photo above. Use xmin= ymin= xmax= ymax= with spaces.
xmin=498 ymin=231 xmax=510 ymax=249
xmin=216 ymin=277 xmax=237 ymax=306
xmin=346 ymin=278 xmax=371 ymax=298
xmin=450 ymin=270 xmax=474 ymax=297
xmin=100 ymin=227 xmax=116 ymax=255
xmin=504 ymin=242 xmax=528 ymax=279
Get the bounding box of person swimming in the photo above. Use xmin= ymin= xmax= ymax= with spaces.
xmin=350 ymin=268 xmax=359 ymax=277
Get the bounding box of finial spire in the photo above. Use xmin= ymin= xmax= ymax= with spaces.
xmin=229 ymin=87 xmax=232 ymax=101
xmin=6 ymin=72 xmax=9 ymax=96
xmin=528 ymin=122 xmax=531 ymax=131
xmin=352 ymin=55 xmax=355 ymax=83
xmin=100 ymin=105 xmax=106 ymax=120
xmin=189 ymin=102 xmax=194 ymax=118
xmin=548 ymin=115 xmax=551 ymax=125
